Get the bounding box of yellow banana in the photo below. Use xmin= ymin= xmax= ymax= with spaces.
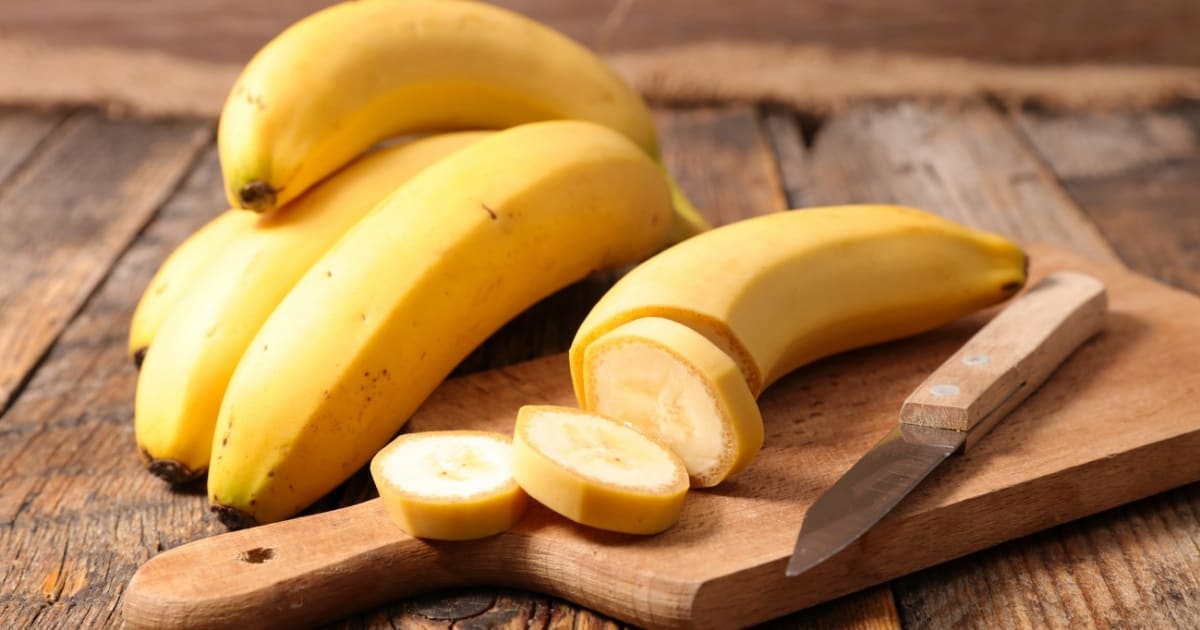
xmin=371 ymin=431 xmax=528 ymax=540
xmin=217 ymin=0 xmax=708 ymax=241
xmin=128 ymin=210 xmax=257 ymax=366
xmin=207 ymin=120 xmax=675 ymax=527
xmin=570 ymin=206 xmax=1027 ymax=484
xmin=511 ymin=405 xmax=690 ymax=535
xmin=135 ymin=131 xmax=491 ymax=484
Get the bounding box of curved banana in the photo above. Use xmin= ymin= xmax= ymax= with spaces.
xmin=569 ymin=206 xmax=1027 ymax=484
xmin=207 ymin=120 xmax=674 ymax=527
xmin=135 ymin=131 xmax=491 ymax=484
xmin=218 ymin=0 xmax=708 ymax=241
xmin=128 ymin=210 xmax=257 ymax=366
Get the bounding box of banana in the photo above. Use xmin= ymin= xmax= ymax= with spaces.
xmin=128 ymin=210 xmax=257 ymax=366
xmin=569 ymin=206 xmax=1027 ymax=484
xmin=582 ymin=317 xmax=763 ymax=488
xmin=207 ymin=120 xmax=675 ymax=527
xmin=135 ymin=131 xmax=491 ymax=484
xmin=217 ymin=0 xmax=709 ymax=241
xmin=511 ymin=405 xmax=690 ymax=535
xmin=371 ymin=431 xmax=528 ymax=540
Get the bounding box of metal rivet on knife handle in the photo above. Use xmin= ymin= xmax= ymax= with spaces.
xmin=899 ymin=270 xmax=1108 ymax=451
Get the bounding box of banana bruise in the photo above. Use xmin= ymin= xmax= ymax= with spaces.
xmin=208 ymin=120 xmax=675 ymax=527
xmin=128 ymin=210 xmax=257 ymax=366
xmin=135 ymin=131 xmax=491 ymax=484
xmin=570 ymin=205 xmax=1028 ymax=484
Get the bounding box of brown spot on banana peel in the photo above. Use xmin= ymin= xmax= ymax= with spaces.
xmin=481 ymin=203 xmax=497 ymax=220
xmin=237 ymin=180 xmax=277 ymax=212
xmin=212 ymin=504 xmax=259 ymax=530
xmin=131 ymin=347 xmax=147 ymax=369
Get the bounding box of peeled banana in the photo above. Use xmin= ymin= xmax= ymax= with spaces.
xmin=128 ymin=210 xmax=257 ymax=366
xmin=371 ymin=431 xmax=528 ymax=540
xmin=135 ymin=131 xmax=490 ymax=483
xmin=582 ymin=317 xmax=763 ymax=488
xmin=511 ymin=405 xmax=690 ymax=535
xmin=207 ymin=120 xmax=675 ymax=527
xmin=570 ymin=205 xmax=1027 ymax=484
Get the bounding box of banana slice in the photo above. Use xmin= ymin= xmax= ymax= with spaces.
xmin=511 ymin=405 xmax=689 ymax=535
xmin=581 ymin=317 xmax=764 ymax=487
xmin=370 ymin=431 xmax=528 ymax=540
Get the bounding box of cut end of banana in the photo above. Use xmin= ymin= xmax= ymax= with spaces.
xmin=583 ymin=317 xmax=764 ymax=488
xmin=512 ymin=405 xmax=688 ymax=535
xmin=236 ymin=180 xmax=277 ymax=213
xmin=370 ymin=431 xmax=528 ymax=541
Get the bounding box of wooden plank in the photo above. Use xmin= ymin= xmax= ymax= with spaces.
xmin=0 ymin=108 xmax=63 ymax=185
xmin=785 ymin=101 xmax=1118 ymax=262
xmin=3 ymin=0 xmax=1199 ymax=67
xmin=1016 ymin=105 xmax=1200 ymax=293
xmin=765 ymin=101 xmax=1197 ymax=628
xmin=0 ymin=144 xmax=227 ymax=629
xmin=0 ymin=111 xmax=210 ymax=411
xmin=654 ymin=106 xmax=788 ymax=224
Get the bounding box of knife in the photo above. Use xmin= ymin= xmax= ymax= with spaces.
xmin=785 ymin=269 xmax=1108 ymax=577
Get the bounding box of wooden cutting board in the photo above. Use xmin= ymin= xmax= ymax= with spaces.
xmin=123 ymin=244 xmax=1200 ymax=630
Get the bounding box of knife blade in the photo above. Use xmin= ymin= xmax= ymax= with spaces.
xmin=785 ymin=270 xmax=1108 ymax=577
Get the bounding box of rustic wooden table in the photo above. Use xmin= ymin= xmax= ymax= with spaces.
xmin=1 ymin=100 xmax=1198 ymax=628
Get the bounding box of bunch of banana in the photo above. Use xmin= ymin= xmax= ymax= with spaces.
xmin=218 ymin=0 xmax=709 ymax=241
xmin=207 ymin=121 xmax=674 ymax=527
xmin=134 ymin=131 xmax=490 ymax=483
xmin=130 ymin=0 xmax=693 ymax=522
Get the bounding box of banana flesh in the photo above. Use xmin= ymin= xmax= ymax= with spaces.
xmin=135 ymin=131 xmax=490 ymax=483
xmin=207 ymin=120 xmax=675 ymax=527
xmin=571 ymin=205 xmax=1028 ymax=402
xmin=128 ymin=210 xmax=257 ymax=366
xmin=511 ymin=405 xmax=689 ymax=535
xmin=583 ymin=317 xmax=763 ymax=487
xmin=371 ymin=431 xmax=528 ymax=540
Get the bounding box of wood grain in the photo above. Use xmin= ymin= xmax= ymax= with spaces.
xmin=121 ymin=246 xmax=1200 ymax=630
xmin=0 ymin=145 xmax=227 ymax=629
xmin=788 ymin=101 xmax=1118 ymax=262
xmin=0 ymin=111 xmax=210 ymax=411
xmin=1017 ymin=104 xmax=1200 ymax=293
xmin=0 ymin=109 xmax=63 ymax=185
xmin=3 ymin=0 xmax=1199 ymax=66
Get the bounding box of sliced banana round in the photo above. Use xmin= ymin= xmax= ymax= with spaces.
xmin=511 ymin=405 xmax=689 ymax=535
xmin=581 ymin=316 xmax=764 ymax=487
xmin=370 ymin=431 xmax=528 ymax=540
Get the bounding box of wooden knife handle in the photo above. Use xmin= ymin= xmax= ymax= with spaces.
xmin=123 ymin=500 xmax=499 ymax=630
xmin=899 ymin=270 xmax=1108 ymax=450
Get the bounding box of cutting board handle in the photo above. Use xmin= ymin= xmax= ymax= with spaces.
xmin=123 ymin=500 xmax=494 ymax=630
xmin=899 ymin=270 xmax=1108 ymax=450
